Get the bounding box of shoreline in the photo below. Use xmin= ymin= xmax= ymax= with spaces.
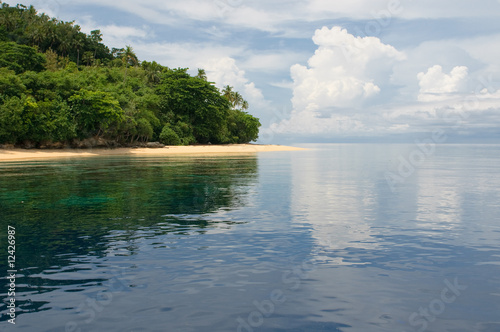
xmin=0 ymin=144 xmax=305 ymax=162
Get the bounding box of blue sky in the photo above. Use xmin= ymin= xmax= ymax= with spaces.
xmin=6 ymin=0 xmax=500 ymax=143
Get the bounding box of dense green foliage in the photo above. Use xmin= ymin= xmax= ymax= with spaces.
xmin=0 ymin=2 xmax=261 ymax=147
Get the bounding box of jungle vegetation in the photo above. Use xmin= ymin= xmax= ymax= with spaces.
xmin=0 ymin=2 xmax=261 ymax=147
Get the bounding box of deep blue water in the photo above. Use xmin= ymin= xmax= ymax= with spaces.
xmin=1 ymin=144 xmax=500 ymax=332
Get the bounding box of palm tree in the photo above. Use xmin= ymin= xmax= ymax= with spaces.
xmin=74 ymin=32 xmax=85 ymax=66
xmin=82 ymin=51 xmax=94 ymax=66
xmin=0 ymin=4 xmax=18 ymax=31
xmin=27 ymin=20 xmax=45 ymax=47
xmin=143 ymin=61 xmax=163 ymax=84
xmin=196 ymin=68 xmax=207 ymax=81
xmin=21 ymin=5 xmax=37 ymax=25
xmin=222 ymin=85 xmax=249 ymax=110
xmin=121 ymin=45 xmax=139 ymax=67
xmin=121 ymin=45 xmax=139 ymax=83
xmin=233 ymin=91 xmax=244 ymax=108
xmin=222 ymin=85 xmax=234 ymax=103
xmin=90 ymin=30 xmax=103 ymax=58
xmin=56 ymin=22 xmax=75 ymax=57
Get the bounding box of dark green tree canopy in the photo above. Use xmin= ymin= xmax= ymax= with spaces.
xmin=157 ymin=68 xmax=232 ymax=144
xmin=0 ymin=41 xmax=45 ymax=73
xmin=0 ymin=2 xmax=261 ymax=147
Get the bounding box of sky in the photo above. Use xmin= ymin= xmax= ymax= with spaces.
xmin=5 ymin=0 xmax=500 ymax=144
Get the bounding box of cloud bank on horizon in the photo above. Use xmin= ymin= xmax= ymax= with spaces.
xmin=6 ymin=0 xmax=500 ymax=142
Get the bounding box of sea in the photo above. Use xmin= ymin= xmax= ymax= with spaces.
xmin=1 ymin=143 xmax=499 ymax=332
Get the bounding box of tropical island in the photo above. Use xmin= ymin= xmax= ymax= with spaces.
xmin=0 ymin=3 xmax=262 ymax=150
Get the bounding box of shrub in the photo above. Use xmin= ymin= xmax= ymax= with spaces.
xmin=159 ymin=125 xmax=181 ymax=145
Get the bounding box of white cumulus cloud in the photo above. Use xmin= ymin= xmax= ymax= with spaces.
xmin=290 ymin=26 xmax=405 ymax=112
xmin=273 ymin=26 xmax=405 ymax=136
xmin=76 ymin=16 xmax=152 ymax=49
xmin=201 ymin=57 xmax=265 ymax=104
xmin=417 ymin=65 xmax=469 ymax=102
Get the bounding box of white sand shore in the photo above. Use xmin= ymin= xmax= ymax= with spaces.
xmin=0 ymin=144 xmax=305 ymax=161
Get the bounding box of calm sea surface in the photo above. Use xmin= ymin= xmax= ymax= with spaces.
xmin=1 ymin=144 xmax=500 ymax=332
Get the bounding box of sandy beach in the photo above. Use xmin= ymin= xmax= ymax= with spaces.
xmin=0 ymin=144 xmax=305 ymax=161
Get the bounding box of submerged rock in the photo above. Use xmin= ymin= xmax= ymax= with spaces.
xmin=0 ymin=143 xmax=15 ymax=149
xmin=146 ymin=142 xmax=165 ymax=148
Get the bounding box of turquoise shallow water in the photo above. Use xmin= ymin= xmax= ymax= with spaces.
xmin=1 ymin=144 xmax=500 ymax=331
